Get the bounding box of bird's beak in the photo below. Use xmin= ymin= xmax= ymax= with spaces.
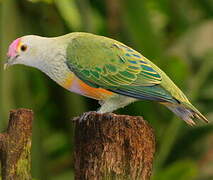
xmin=4 ymin=61 xmax=10 ymax=70
xmin=3 ymin=62 xmax=9 ymax=70
xmin=4 ymin=59 xmax=11 ymax=70
xmin=3 ymin=55 xmax=18 ymax=70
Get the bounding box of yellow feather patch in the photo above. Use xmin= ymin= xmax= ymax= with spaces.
xmin=62 ymin=73 xmax=75 ymax=89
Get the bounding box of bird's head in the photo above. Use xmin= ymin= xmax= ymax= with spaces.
xmin=5 ymin=35 xmax=49 ymax=70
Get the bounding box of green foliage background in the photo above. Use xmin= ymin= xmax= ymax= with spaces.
xmin=0 ymin=0 xmax=213 ymax=179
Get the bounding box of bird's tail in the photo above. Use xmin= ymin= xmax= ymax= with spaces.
xmin=162 ymin=102 xmax=208 ymax=126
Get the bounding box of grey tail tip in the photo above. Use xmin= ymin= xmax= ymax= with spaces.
xmin=186 ymin=112 xmax=208 ymax=126
xmin=164 ymin=104 xmax=209 ymax=126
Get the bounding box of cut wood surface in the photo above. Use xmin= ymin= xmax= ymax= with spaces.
xmin=74 ymin=112 xmax=156 ymax=180
xmin=0 ymin=109 xmax=33 ymax=180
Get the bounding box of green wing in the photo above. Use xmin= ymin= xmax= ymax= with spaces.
xmin=66 ymin=34 xmax=176 ymax=103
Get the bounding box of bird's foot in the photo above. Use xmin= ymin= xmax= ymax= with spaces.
xmin=74 ymin=111 xmax=97 ymax=123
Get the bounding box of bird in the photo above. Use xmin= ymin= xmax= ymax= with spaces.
xmin=5 ymin=32 xmax=208 ymax=125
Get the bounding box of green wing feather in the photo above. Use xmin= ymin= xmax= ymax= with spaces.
xmin=66 ymin=33 xmax=177 ymax=103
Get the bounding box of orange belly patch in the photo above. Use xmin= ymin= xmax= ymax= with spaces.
xmin=62 ymin=73 xmax=114 ymax=100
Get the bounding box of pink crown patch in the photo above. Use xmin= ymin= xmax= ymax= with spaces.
xmin=7 ymin=38 xmax=21 ymax=58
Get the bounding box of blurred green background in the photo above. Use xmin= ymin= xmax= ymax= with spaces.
xmin=0 ymin=0 xmax=213 ymax=179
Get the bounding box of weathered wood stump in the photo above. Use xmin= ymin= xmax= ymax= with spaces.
xmin=74 ymin=112 xmax=155 ymax=180
xmin=0 ymin=109 xmax=33 ymax=180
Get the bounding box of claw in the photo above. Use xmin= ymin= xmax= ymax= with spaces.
xmin=78 ymin=111 xmax=96 ymax=123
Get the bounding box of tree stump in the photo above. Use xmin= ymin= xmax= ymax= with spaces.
xmin=74 ymin=112 xmax=155 ymax=180
xmin=0 ymin=109 xmax=33 ymax=180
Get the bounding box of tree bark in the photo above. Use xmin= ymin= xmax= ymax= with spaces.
xmin=74 ymin=112 xmax=155 ymax=180
xmin=0 ymin=109 xmax=33 ymax=180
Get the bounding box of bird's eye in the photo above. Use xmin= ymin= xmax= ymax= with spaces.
xmin=20 ymin=45 xmax=27 ymax=52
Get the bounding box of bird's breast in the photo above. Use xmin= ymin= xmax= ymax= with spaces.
xmin=61 ymin=73 xmax=114 ymax=100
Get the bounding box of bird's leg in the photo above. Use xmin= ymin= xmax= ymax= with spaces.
xmin=97 ymin=101 xmax=118 ymax=113
xmin=74 ymin=96 xmax=137 ymax=122
xmin=98 ymin=95 xmax=137 ymax=113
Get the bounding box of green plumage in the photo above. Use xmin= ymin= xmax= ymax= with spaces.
xmin=65 ymin=32 xmax=207 ymax=125
xmin=66 ymin=33 xmax=182 ymax=102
